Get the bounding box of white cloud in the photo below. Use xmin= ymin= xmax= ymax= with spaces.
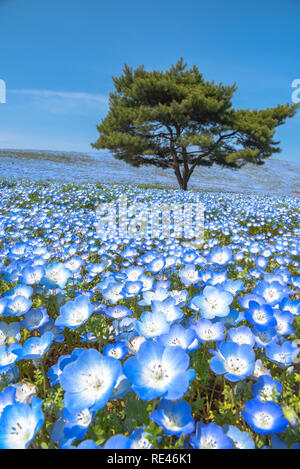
xmin=8 ymin=88 xmax=109 ymax=115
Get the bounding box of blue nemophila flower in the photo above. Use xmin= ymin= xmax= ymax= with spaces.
xmin=158 ymin=324 xmax=196 ymax=350
xmin=252 ymin=359 xmax=271 ymax=379
xmin=222 ymin=279 xmax=244 ymax=296
xmin=190 ymin=422 xmax=232 ymax=449
xmin=154 ymin=281 xmax=170 ymax=290
xmin=75 ymin=440 xmax=100 ymax=449
xmin=55 ymin=295 xmax=94 ymax=330
xmin=101 ymin=281 xmax=124 ymax=303
xmin=86 ymin=262 xmax=105 ymax=280
xmin=238 ymin=293 xmax=266 ymax=309
xmin=292 ymin=276 xmax=300 ymax=289
xmin=0 ymin=343 xmax=22 ymax=369
xmin=253 ymin=281 xmax=287 ymax=307
xmin=4 ymin=295 xmax=32 ymax=317
xmin=20 ymin=265 xmax=45 ymax=285
xmin=181 ymin=249 xmax=198 ymax=264
xmin=0 ymin=298 xmax=8 ymax=316
xmin=189 ymin=286 xmax=233 ymax=319
xmin=50 ymin=417 xmax=76 ymax=449
xmin=21 ymin=307 xmax=49 ymax=331
xmin=150 ymin=399 xmax=195 ymax=437
xmin=210 ymin=341 xmax=255 ymax=382
xmin=80 ymin=332 xmax=97 ymax=343
xmin=5 ymin=284 xmax=33 ymax=300
xmin=227 ymin=325 xmax=255 ymax=347
xmin=268 ymin=435 xmax=300 ymax=450
xmin=129 ymin=427 xmax=152 ymax=449
xmin=207 ymin=246 xmax=232 ymax=265
xmin=59 ymin=349 xmax=121 ymax=412
xmin=123 ymin=341 xmax=194 ymax=401
xmin=103 ymin=342 xmax=127 ymax=360
xmin=63 ymin=407 xmax=95 ymax=440
xmin=169 ymin=289 xmax=188 ymax=306
xmin=147 ymin=256 xmax=165 ymax=274
xmin=151 ymin=297 xmax=184 ymax=323
xmin=198 ymin=269 xmax=214 ymax=285
xmin=0 ymin=398 xmax=44 ymax=449
xmin=114 ymin=317 xmax=136 ymax=337
xmin=224 ymin=425 xmax=255 ymax=449
xmin=64 ymin=257 xmax=84 ymax=274
xmin=252 ymin=375 xmax=282 ymax=402
xmin=245 ymin=301 xmax=277 ymax=331
xmin=123 ymin=265 xmax=144 ymax=281
xmin=134 ymin=310 xmax=170 ymax=339
xmin=280 ymin=297 xmax=300 ymax=317
xmin=138 ymin=287 xmax=169 ymax=306
xmin=242 ymin=399 xmax=288 ymax=435
xmin=179 ymin=264 xmax=200 ymax=286
xmin=105 ymin=305 xmax=133 ymax=320
xmin=255 ymin=255 xmax=269 ymax=271
xmin=139 ymin=273 xmax=154 ymax=292
xmin=16 ymin=331 xmax=53 ymax=360
xmin=39 ymin=318 xmax=65 ymax=343
xmin=3 ymin=266 xmax=19 ymax=283
xmin=126 ymin=334 xmax=146 ymax=355
xmin=0 ymin=321 xmax=21 ymax=346
xmin=9 ymin=242 xmax=29 ymax=259
xmin=110 ymin=374 xmax=131 ymax=400
xmin=42 ymin=262 xmax=72 ymax=289
xmin=102 ymin=434 xmax=131 ymax=449
xmin=273 ymin=309 xmax=294 ymax=336
xmin=266 ymin=340 xmax=298 ymax=367
xmin=217 ymin=308 xmax=245 ymax=328
xmin=191 ymin=318 xmax=225 ymax=343
xmin=248 ymin=268 xmax=262 ymax=280
xmin=122 ymin=280 xmax=143 ymax=298
xmin=0 ymin=387 xmax=16 ymax=417
xmin=252 ymin=326 xmax=278 ymax=349
xmin=47 ymin=349 xmax=84 ymax=387
xmin=207 ymin=269 xmax=228 ymax=286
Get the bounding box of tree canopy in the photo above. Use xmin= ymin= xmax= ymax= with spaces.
xmin=92 ymin=59 xmax=298 ymax=190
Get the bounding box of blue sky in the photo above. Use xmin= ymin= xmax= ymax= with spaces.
xmin=0 ymin=0 xmax=299 ymax=162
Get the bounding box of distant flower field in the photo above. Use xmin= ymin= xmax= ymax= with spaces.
xmin=0 ymin=179 xmax=299 ymax=449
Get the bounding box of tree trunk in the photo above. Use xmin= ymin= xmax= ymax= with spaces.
xmin=172 ymin=150 xmax=191 ymax=190
xmin=173 ymin=166 xmax=189 ymax=190
xmin=181 ymin=179 xmax=188 ymax=190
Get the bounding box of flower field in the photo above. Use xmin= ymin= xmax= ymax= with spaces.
xmin=0 ymin=179 xmax=299 ymax=449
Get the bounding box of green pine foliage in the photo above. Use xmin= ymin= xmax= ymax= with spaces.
xmin=92 ymin=58 xmax=298 ymax=190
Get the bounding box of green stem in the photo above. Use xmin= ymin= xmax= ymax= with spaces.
xmin=281 ymin=367 xmax=288 ymax=400
xmin=208 ymin=376 xmax=217 ymax=413
xmin=40 ymin=359 xmax=48 ymax=399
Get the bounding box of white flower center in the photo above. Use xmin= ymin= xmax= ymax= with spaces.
xmin=69 ymin=309 xmax=86 ymax=325
xmin=207 ymin=298 xmax=219 ymax=312
xmin=253 ymin=309 xmax=267 ymax=324
xmin=254 ymin=412 xmax=274 ymax=429
xmin=201 ymin=328 xmax=214 ymax=340
xmin=0 ymin=351 xmax=17 ymax=366
xmin=77 ymin=409 xmax=92 ymax=427
xmin=201 ymin=437 xmax=218 ymax=449
xmin=264 ymin=288 xmax=279 ymax=302
xmin=234 ymin=335 xmax=249 ymax=345
xmin=170 ymin=337 xmax=183 ymax=347
xmin=164 ymin=413 xmax=181 ymax=431
xmin=10 ymin=418 xmax=34 ymax=446
xmin=146 ymin=361 xmax=170 ymax=388
xmin=225 ymin=356 xmax=248 ymax=375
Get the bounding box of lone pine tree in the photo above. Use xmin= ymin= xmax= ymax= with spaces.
xmin=92 ymin=59 xmax=298 ymax=190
